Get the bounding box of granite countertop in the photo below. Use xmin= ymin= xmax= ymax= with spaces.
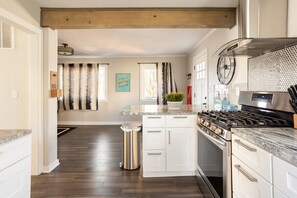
xmin=231 ymin=127 xmax=297 ymax=167
xmin=121 ymin=105 xmax=204 ymax=115
xmin=0 ymin=129 xmax=31 ymax=145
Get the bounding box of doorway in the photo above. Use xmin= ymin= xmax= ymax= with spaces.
xmin=193 ymin=49 xmax=208 ymax=109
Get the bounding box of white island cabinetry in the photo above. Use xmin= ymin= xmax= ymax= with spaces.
xmin=143 ymin=114 xmax=196 ymax=177
xmin=0 ymin=133 xmax=31 ymax=198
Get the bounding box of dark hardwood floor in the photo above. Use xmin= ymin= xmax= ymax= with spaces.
xmin=31 ymin=125 xmax=203 ymax=198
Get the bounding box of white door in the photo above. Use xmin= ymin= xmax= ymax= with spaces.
xmin=193 ymin=49 xmax=208 ymax=109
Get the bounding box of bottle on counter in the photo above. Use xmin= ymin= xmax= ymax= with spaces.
xmin=214 ymin=91 xmax=222 ymax=111
xmin=222 ymin=91 xmax=230 ymax=111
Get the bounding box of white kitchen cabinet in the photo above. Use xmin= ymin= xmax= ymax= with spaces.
xmin=166 ymin=127 xmax=195 ymax=171
xmin=232 ymin=156 xmax=273 ymax=198
xmin=142 ymin=114 xmax=196 ymax=177
xmin=0 ymin=134 xmax=31 ymax=198
xmin=274 ymin=188 xmax=288 ymax=198
xmin=232 ymin=134 xmax=272 ymax=182
xmin=273 ymin=156 xmax=297 ymax=198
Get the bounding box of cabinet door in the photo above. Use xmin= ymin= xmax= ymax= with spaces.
xmin=166 ymin=128 xmax=195 ymax=171
xmin=232 ymin=156 xmax=273 ymax=198
xmin=143 ymin=150 xmax=165 ymax=172
xmin=274 ymin=188 xmax=288 ymax=198
xmin=273 ymin=156 xmax=297 ymax=198
xmin=0 ymin=156 xmax=31 ymax=198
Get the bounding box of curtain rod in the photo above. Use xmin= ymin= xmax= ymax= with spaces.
xmin=58 ymin=63 xmax=109 ymax=65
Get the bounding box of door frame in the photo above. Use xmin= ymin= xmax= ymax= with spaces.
xmin=0 ymin=8 xmax=43 ymax=175
xmin=192 ymin=48 xmax=208 ymax=108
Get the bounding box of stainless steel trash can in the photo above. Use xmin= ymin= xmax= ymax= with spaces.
xmin=120 ymin=122 xmax=141 ymax=170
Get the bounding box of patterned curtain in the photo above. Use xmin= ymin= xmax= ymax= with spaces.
xmin=157 ymin=62 xmax=178 ymax=105
xmin=62 ymin=63 xmax=99 ymax=110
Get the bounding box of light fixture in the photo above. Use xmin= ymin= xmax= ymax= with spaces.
xmin=58 ymin=43 xmax=74 ymax=56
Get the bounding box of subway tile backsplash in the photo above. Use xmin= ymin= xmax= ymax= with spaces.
xmin=248 ymin=44 xmax=297 ymax=91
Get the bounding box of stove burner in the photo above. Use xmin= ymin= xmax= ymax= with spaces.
xmin=198 ymin=110 xmax=291 ymax=130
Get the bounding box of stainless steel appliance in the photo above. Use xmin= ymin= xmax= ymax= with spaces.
xmin=196 ymin=91 xmax=294 ymax=198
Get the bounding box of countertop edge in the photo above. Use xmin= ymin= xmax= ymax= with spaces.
xmin=0 ymin=129 xmax=32 ymax=145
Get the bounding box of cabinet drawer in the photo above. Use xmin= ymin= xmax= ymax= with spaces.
xmin=273 ymin=156 xmax=297 ymax=198
xmin=166 ymin=115 xmax=195 ymax=128
xmin=143 ymin=115 xmax=165 ymax=127
xmin=232 ymin=134 xmax=272 ymax=182
xmin=232 ymin=156 xmax=273 ymax=198
xmin=143 ymin=150 xmax=165 ymax=172
xmin=0 ymin=135 xmax=31 ymax=171
xmin=143 ymin=128 xmax=165 ymax=149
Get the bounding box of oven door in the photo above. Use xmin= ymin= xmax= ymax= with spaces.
xmin=196 ymin=124 xmax=232 ymax=198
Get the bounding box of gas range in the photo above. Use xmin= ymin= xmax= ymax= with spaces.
xmin=197 ymin=91 xmax=294 ymax=141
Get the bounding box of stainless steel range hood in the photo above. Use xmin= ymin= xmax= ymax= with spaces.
xmin=217 ymin=37 xmax=297 ymax=57
xmin=217 ymin=0 xmax=297 ymax=58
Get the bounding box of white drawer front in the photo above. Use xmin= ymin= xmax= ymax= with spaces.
xmin=232 ymin=156 xmax=273 ymax=198
xmin=166 ymin=115 xmax=195 ymax=128
xmin=232 ymin=134 xmax=272 ymax=182
xmin=273 ymin=156 xmax=297 ymax=198
xmin=143 ymin=115 xmax=165 ymax=127
xmin=274 ymin=188 xmax=288 ymax=198
xmin=0 ymin=156 xmax=31 ymax=198
xmin=143 ymin=128 xmax=165 ymax=149
xmin=0 ymin=135 xmax=31 ymax=171
xmin=143 ymin=150 xmax=165 ymax=172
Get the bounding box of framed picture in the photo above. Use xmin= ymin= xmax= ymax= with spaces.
xmin=116 ymin=73 xmax=130 ymax=92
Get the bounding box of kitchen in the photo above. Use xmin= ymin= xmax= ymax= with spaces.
xmin=0 ymin=0 xmax=297 ymax=197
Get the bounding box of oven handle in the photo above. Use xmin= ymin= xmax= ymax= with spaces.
xmin=197 ymin=125 xmax=226 ymax=147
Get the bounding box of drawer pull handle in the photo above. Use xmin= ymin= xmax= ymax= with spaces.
xmin=234 ymin=139 xmax=257 ymax=152
xmin=147 ymin=116 xmax=161 ymax=119
xmin=173 ymin=116 xmax=188 ymax=119
xmin=234 ymin=164 xmax=258 ymax=182
xmin=147 ymin=130 xmax=161 ymax=133
xmin=147 ymin=152 xmax=162 ymax=155
xmin=168 ymin=130 xmax=171 ymax=144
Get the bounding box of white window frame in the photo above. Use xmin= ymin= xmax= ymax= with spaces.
xmin=140 ymin=63 xmax=157 ymax=101
xmin=98 ymin=64 xmax=108 ymax=102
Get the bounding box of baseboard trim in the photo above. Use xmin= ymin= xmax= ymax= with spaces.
xmin=58 ymin=121 xmax=132 ymax=125
xmin=43 ymin=159 xmax=60 ymax=173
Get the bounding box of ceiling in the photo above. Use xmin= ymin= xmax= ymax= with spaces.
xmin=35 ymin=0 xmax=239 ymax=57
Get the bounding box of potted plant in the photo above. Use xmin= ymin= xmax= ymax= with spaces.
xmin=165 ymin=92 xmax=184 ymax=109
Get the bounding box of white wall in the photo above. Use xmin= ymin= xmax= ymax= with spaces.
xmin=0 ymin=28 xmax=29 ymax=128
xmin=288 ymin=0 xmax=297 ymax=36
xmin=43 ymin=28 xmax=59 ymax=172
xmin=58 ymin=56 xmax=187 ymax=124
xmin=0 ymin=0 xmax=40 ymax=27
xmin=187 ymin=27 xmax=248 ymax=108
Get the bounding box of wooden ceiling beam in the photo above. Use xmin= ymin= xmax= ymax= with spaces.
xmin=41 ymin=8 xmax=236 ymax=29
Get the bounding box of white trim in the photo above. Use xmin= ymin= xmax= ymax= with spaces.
xmin=58 ymin=121 xmax=131 ymax=125
xmin=59 ymin=54 xmax=187 ymax=59
xmin=0 ymin=7 xmax=43 ymax=176
xmin=43 ymin=159 xmax=60 ymax=173
xmin=188 ymin=29 xmax=217 ymax=55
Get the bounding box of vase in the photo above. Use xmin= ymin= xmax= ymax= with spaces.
xmin=167 ymin=101 xmax=183 ymax=109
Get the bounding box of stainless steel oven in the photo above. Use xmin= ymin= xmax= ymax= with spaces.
xmin=196 ymin=124 xmax=232 ymax=198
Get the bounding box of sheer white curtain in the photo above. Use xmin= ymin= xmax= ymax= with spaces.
xmin=62 ymin=63 xmax=99 ymax=110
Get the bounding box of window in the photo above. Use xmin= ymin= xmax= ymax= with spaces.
xmin=140 ymin=63 xmax=157 ymax=100
xmin=196 ymin=61 xmax=205 ymax=80
xmin=0 ymin=21 xmax=14 ymax=48
xmin=98 ymin=64 xmax=108 ymax=101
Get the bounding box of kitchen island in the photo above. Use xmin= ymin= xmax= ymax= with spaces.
xmin=121 ymin=105 xmax=198 ymax=177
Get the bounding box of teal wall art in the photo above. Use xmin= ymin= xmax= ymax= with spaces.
xmin=116 ymin=73 xmax=130 ymax=92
